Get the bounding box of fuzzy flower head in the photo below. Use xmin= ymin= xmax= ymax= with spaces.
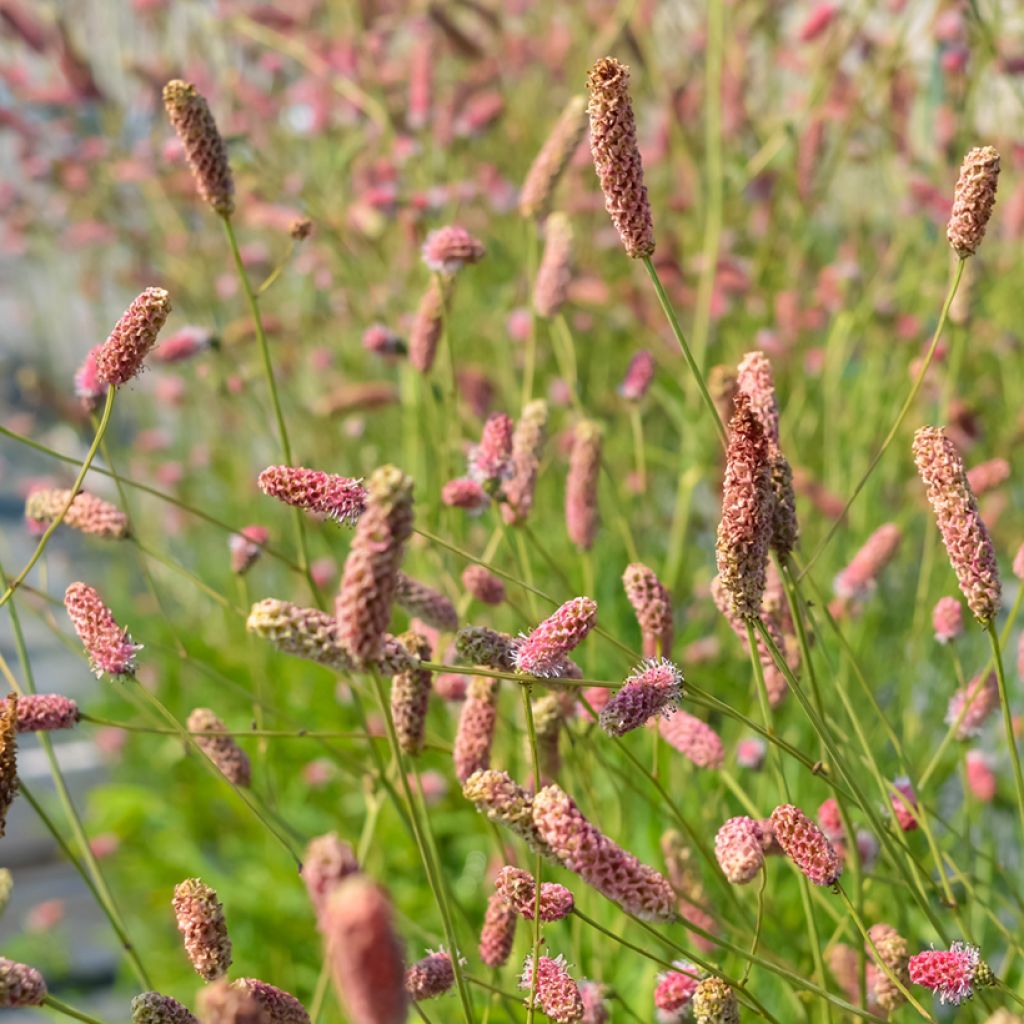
xmin=25 ymin=488 xmax=129 ymax=539
xmin=578 ymin=980 xmax=610 ymax=1024
xmin=394 ymin=573 xmax=458 ymax=632
xmin=462 ymin=565 xmax=506 ymax=605
xmin=947 ymin=671 xmax=999 ymax=739
xmin=520 ymin=955 xmax=584 ymax=1023
xmin=172 ymin=878 xmax=232 ymax=981
xmin=496 ymin=866 xmax=575 ymax=922
xmin=229 ymin=525 xmax=269 ymax=576
xmin=692 ymin=976 xmax=740 ymax=1024
xmin=405 ymin=950 xmax=455 ymax=1001
xmin=736 ymin=737 xmax=767 ymax=770
xmin=187 ymin=708 xmax=251 ymax=788
xmin=769 ymin=803 xmax=842 ymax=886
xmin=889 ymin=776 xmax=919 ymax=832
xmin=131 ymin=992 xmax=198 ymax=1024
xmin=258 ymin=466 xmax=367 ymax=525
xmin=947 ymin=146 xmax=1000 ymax=258
xmin=479 ymin=890 xmax=518 ymax=968
xmin=232 ymin=979 xmax=310 ymax=1024
xmin=65 ymin=582 xmax=141 ymax=677
xmin=422 ymin=225 xmax=485 ymax=275
xmin=658 ymin=710 xmax=723 ymax=769
xmin=913 ymin=426 xmax=1001 ymax=623
xmin=566 ymin=420 xmax=602 ymax=551
xmin=456 ymin=626 xmax=517 ymax=671
xmin=301 ymin=833 xmax=359 ymax=922
xmin=15 ymin=693 xmax=80 ymax=733
xmin=833 ymin=523 xmax=902 ymax=601
xmin=0 ymin=958 xmax=47 ymax=1008
xmin=469 ymin=412 xmax=514 ymax=486
xmin=715 ymin=816 xmax=765 ymax=885
xmin=74 ymin=345 xmax=107 ymax=411
xmin=519 ymin=95 xmax=588 ymax=221
xmin=654 ymin=962 xmax=699 ymax=1021
xmin=816 ymin=798 xmax=844 ymax=842
xmin=95 ymin=287 xmax=172 ymax=387
xmin=163 ymin=80 xmax=234 ymax=215
xmin=909 ymin=942 xmax=993 ymax=1005
xmin=599 ymin=659 xmax=683 ymax=737
xmin=619 ymin=349 xmax=655 ymax=402
xmin=151 ymin=325 xmax=216 ymax=364
xmin=933 ymin=596 xmax=964 ymax=644
xmin=622 ymin=562 xmax=673 ymax=659
xmin=515 ymin=597 xmax=597 ymax=677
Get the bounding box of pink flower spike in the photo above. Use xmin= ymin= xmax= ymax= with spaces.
xmin=95 ymin=287 xmax=172 ymax=387
xmin=654 ymin=962 xmax=699 ymax=1020
xmin=946 ymin=671 xmax=999 ymax=739
xmin=64 ymin=583 xmax=141 ymax=678
xmin=932 ymin=596 xmax=963 ymax=644
xmin=258 ymin=466 xmax=367 ymax=525
xmin=74 ymin=344 xmax=107 ymax=411
xmin=736 ymin=737 xmax=766 ymax=770
xmin=619 ymin=350 xmax=655 ymax=401
xmin=229 ymin=525 xmax=269 ymax=575
xmin=405 ymin=950 xmax=455 ymax=1001
xmin=520 ymin=955 xmax=584 ymax=1023
xmin=479 ymin=890 xmax=517 ymax=968
xmin=909 ymin=942 xmax=993 ymax=1005
xmin=889 ymin=777 xmax=919 ymax=831
xmin=600 ymin=659 xmax=683 ymax=737
xmin=469 ymin=413 xmax=514 ymax=485
xmin=714 ymin=816 xmax=765 ymax=885
xmin=421 ymin=225 xmax=485 ymax=275
xmin=441 ymin=477 xmax=490 ymax=514
xmin=658 ymin=709 xmax=723 ymax=769
xmin=462 ymin=565 xmax=506 ymax=605
xmin=816 ymin=798 xmax=844 ymax=842
xmin=15 ymin=694 xmax=80 ymax=733
xmin=833 ymin=523 xmax=902 ymax=601
xmin=150 ymin=325 xmax=215 ymax=364
xmin=769 ymin=803 xmax=842 ymax=886
xmin=965 ymin=750 xmax=997 ymax=802
xmin=495 ymin=866 xmax=575 ymax=922
xmin=515 ymin=597 xmax=597 ymax=677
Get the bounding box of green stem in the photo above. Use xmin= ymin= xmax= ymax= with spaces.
xmin=521 ymin=686 xmax=543 ymax=1024
xmin=43 ymin=995 xmax=111 ymax=1024
xmin=987 ymin=620 xmax=1024 ymax=851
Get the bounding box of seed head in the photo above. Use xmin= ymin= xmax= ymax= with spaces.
xmin=462 ymin=565 xmax=506 ymax=605
xmin=172 ymin=878 xmax=232 ymax=981
xmin=659 ymin=710 xmax=723 ymax=769
xmin=0 ymin=958 xmax=47 ymax=1008
xmin=187 ymin=708 xmax=251 ymax=788
xmin=95 ymin=287 xmax=172 ymax=386
xmin=301 ymin=833 xmax=359 ymax=923
xmin=131 ymin=992 xmax=199 ymax=1024
xmin=566 ymin=420 xmax=602 ymax=551
xmin=622 ymin=562 xmax=673 ymax=659
xmin=833 ymin=523 xmax=903 ymax=602
xmin=64 ymin=582 xmax=141 ymax=677
xmin=405 ymin=951 xmax=455 ymax=1001
xmin=520 ymin=95 xmax=588 ymax=220
xmin=909 ymin=942 xmax=993 ymax=1005
xmin=692 ymin=976 xmax=740 ymax=1024
xmin=15 ymin=693 xmax=80 ymax=733
xmin=599 ymin=659 xmax=683 ymax=737
xmin=619 ymin=350 xmax=655 ymax=402
xmin=421 ymin=225 xmax=485 ymax=275
xmin=390 ymin=632 xmax=433 ymax=755
xmin=769 ymin=804 xmax=842 ymax=886
xmin=479 ymin=889 xmax=518 ymax=967
xmin=502 ymin=399 xmax=549 ymax=525
xmin=520 ymin=955 xmax=584 ymax=1023
xmin=25 ymin=488 xmax=128 ymax=539
xmin=394 ymin=573 xmax=458 ymax=632
xmin=258 ymin=467 xmax=367 ymax=525
xmin=453 ymin=678 xmax=499 ymax=782
xmin=533 ymin=213 xmax=574 ymax=319
xmin=714 ymin=816 xmax=765 ymax=885
xmin=516 ymin=598 xmax=597 ymax=677
xmin=163 ymin=80 xmax=234 ymax=215
xmin=947 ymin=146 xmax=1000 ymax=258
xmin=496 ymin=866 xmax=575 ymax=921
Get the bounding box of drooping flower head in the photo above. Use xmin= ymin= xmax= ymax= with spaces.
xmin=421 ymin=225 xmax=485 ymax=275
xmin=622 ymin=562 xmax=673 ymax=659
xmin=769 ymin=803 xmax=842 ymax=886
xmin=15 ymin=693 xmax=80 ymax=733
xmin=95 ymin=287 xmax=172 ymax=387
xmin=496 ymin=866 xmax=575 ymax=921
xmin=163 ymin=80 xmax=234 ymax=216
xmin=659 ymin=710 xmax=724 ymax=770
xmin=453 ymin=679 xmax=499 ymax=783
xmin=932 ymin=596 xmax=964 ymax=644
xmin=187 ymin=708 xmax=251 ymax=788
xmin=516 ymin=597 xmax=597 ymax=677
xmin=25 ymin=488 xmax=128 ymax=539
xmin=64 ymin=582 xmax=141 ymax=677
xmin=232 ymin=979 xmax=310 ymax=1024
xmin=0 ymin=958 xmax=47 ymax=1008
xmin=619 ymin=350 xmax=655 ymax=402
xmin=301 ymin=833 xmax=359 ymax=922
xmin=715 ymin=816 xmax=765 ymax=885
xmin=566 ymin=420 xmax=602 ymax=551
xmin=947 ymin=146 xmax=1000 ymax=258
xmin=502 ymin=399 xmax=549 ymax=526
xmin=519 ymin=95 xmax=588 ymax=221
xmin=258 ymin=467 xmax=367 ymax=525
xmin=909 ymin=942 xmax=993 ymax=1005
xmin=131 ymin=991 xmax=198 ymax=1024
xmin=599 ymin=659 xmax=683 ymax=737
xmin=534 ymin=212 xmax=575 ymax=319
xmin=172 ymin=878 xmax=232 ymax=981
xmin=833 ymin=523 xmax=903 ymax=602
xmin=520 ymin=955 xmax=585 ymax=1023
xmin=390 ymin=632 xmax=433 ymax=755
xmin=479 ymin=889 xmax=518 ymax=968
xmin=405 ymin=950 xmax=455 ymax=1001
xmin=692 ymin=976 xmax=740 ymax=1024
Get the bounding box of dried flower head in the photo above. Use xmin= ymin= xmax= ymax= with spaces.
xmin=301 ymin=833 xmax=359 ymax=922
xmin=833 ymin=523 xmax=903 ymax=602
xmin=520 ymin=95 xmax=588 ymax=220
xmin=867 ymin=923 xmax=910 ymax=1013
xmin=534 ymin=213 xmax=574 ymax=319
xmin=405 ymin=951 xmax=455 ymax=1001
xmin=599 ymin=659 xmax=683 ymax=737
xmin=586 ymin=57 xmax=654 ymax=258
xmin=462 ymin=565 xmax=506 ymax=605
xmin=422 ymin=225 xmax=485 ymax=275
xmin=909 ymin=942 xmax=993 ymax=1005
xmin=715 ymin=816 xmax=765 ymax=885
xmin=496 ymin=866 xmax=575 ymax=921
xmin=131 ymin=992 xmax=199 ymax=1024
xmin=659 ymin=710 xmax=724 ymax=770
xmin=95 ymin=287 xmax=172 ymax=386
xmin=390 ymin=632 xmax=433 ymax=755
xmin=502 ymin=399 xmax=549 ymax=525
xmin=462 ymin=769 xmax=549 ymax=852
xmin=456 ymin=626 xmax=517 ymax=670
xmin=394 ymin=573 xmax=458 ymax=632
xmin=622 ymin=562 xmax=673 ymax=659
xmin=619 ymin=350 xmax=655 ymax=402
xmin=453 ymin=678 xmax=499 ymax=782
xmin=232 ymin=980 xmax=309 ymax=1024
xmin=163 ymin=80 xmax=234 ymax=216
xmin=692 ymin=976 xmax=740 ymax=1024
xmin=479 ymin=889 xmax=518 ymax=968
xmin=0 ymin=958 xmax=47 ymax=1008
xmin=64 ymin=582 xmax=141 ymax=677
xmin=258 ymin=467 xmax=366 ymax=525
xmin=15 ymin=693 xmax=80 ymax=733
xmin=172 ymin=878 xmax=232 ymax=981
xmin=933 ymin=596 xmax=964 ymax=644
xmin=913 ymin=426 xmax=1000 ymax=623
xmin=769 ymin=804 xmax=842 ymax=886
xmin=25 ymin=488 xmax=128 ymax=539
xmin=516 ymin=597 xmax=597 ymax=677
xmin=469 ymin=413 xmax=514 ymax=485
xmin=187 ymin=708 xmax=251 ymax=788
xmin=520 ymin=955 xmax=585 ymax=1023
xmin=409 ymin=277 xmax=448 ymax=374
xmin=947 ymin=146 xmax=1000 ymax=258
xmin=946 ymin=671 xmax=999 ymax=739
xmin=566 ymin=420 xmax=602 ymax=551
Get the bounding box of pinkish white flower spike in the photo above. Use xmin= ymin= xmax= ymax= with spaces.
xmin=736 ymin=737 xmax=766 ymax=770
xmin=619 ymin=350 xmax=655 ymax=402
xmin=769 ymin=803 xmax=842 ymax=886
xmin=913 ymin=426 xmax=1001 ymax=624
xmin=946 ymin=671 xmax=999 ymax=739
xmin=422 ymin=225 xmax=485 ymax=275
xmin=833 ymin=523 xmax=902 ymax=601
xmin=932 ymin=596 xmax=963 ymax=644
xmin=502 ymin=399 xmax=548 ymax=526
xmin=469 ymin=412 xmax=514 ymax=485
xmin=394 ymin=573 xmax=458 ymax=632
xmin=622 ymin=562 xmax=674 ymax=659
xmin=74 ymin=345 xmax=107 ymax=411
xmin=405 ymin=950 xmax=455 ymax=1001
xmin=533 ymin=212 xmax=574 ymax=319
xmin=390 ymin=632 xmax=433 ymax=755
xmin=578 ymin=980 xmax=609 ymax=1024
xmin=600 ymin=659 xmax=683 ymax=737
xmin=95 ymin=287 xmax=172 ymax=387
xmin=0 ymin=958 xmax=47 ymax=1008
xmin=890 ymin=777 xmax=919 ymax=832
xmin=163 ymin=80 xmax=234 ymax=216
xmin=151 ymin=326 xmax=216 ymax=364
xmin=172 ymin=878 xmax=232 ymax=981
xmin=816 ymin=798 xmax=844 ymax=842
xmin=654 ymin=962 xmax=699 ymax=1021
xmin=519 ymin=96 xmax=588 ymax=221
xmin=301 ymin=833 xmax=359 ymax=923
xmin=479 ymin=889 xmax=518 ymax=968
xmin=520 ymin=955 xmax=585 ymax=1023
xmin=131 ymin=991 xmax=198 ymax=1024
xmin=965 ymin=750 xmax=997 ymax=802
xmin=187 ymin=708 xmax=251 ymax=788
xmin=229 ymin=525 xmax=269 ymax=575
xmin=25 ymin=488 xmax=128 ymax=540
xmin=462 ymin=565 xmax=506 ymax=605
xmin=714 ymin=816 xmax=765 ymax=884
xmin=232 ymin=979 xmax=310 ymax=1024
xmin=64 ymin=582 xmax=141 ymax=678
xmin=947 ymin=146 xmax=1000 ymax=258
xmin=566 ymin=420 xmax=602 ymax=551
xmin=409 ymin=277 xmax=448 ymax=374
xmin=532 ymin=783 xmax=676 ymax=921
xmin=866 ymin=923 xmax=910 ymax=1014
xmin=515 ymin=597 xmax=597 ymax=677
xmin=496 ymin=866 xmax=575 ymax=921
xmin=658 ymin=710 xmax=723 ymax=769
xmin=15 ymin=694 xmax=80 ymax=733
xmin=257 ymin=466 xmax=367 ymax=525
xmin=966 ymin=457 xmax=1010 ymax=496
xmin=442 ymin=477 xmax=490 ymax=514
xmin=453 ymin=679 xmax=499 ymax=783
xmin=323 ymin=876 xmax=408 ymax=1024
xmin=462 ymin=769 xmax=549 ymax=853
xmin=909 ymin=942 xmax=994 ymax=1005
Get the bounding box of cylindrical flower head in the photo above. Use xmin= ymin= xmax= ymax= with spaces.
xmin=714 ymin=816 xmax=765 ymax=885
xmin=833 ymin=523 xmax=902 ymax=601
xmin=909 ymin=942 xmax=993 ymax=1005
xmin=335 ymin=465 xmax=415 ymax=667
xmin=867 ymin=923 xmax=910 ymax=1013
xmin=622 ymin=562 xmax=674 ymax=659
xmin=965 ymin=750 xmax=997 ymax=802
xmin=258 ymin=467 xmax=367 ymax=525
xmin=456 ymin=626 xmax=516 ymax=670
xmin=520 ymin=955 xmax=585 ymax=1023
xmin=64 ymin=582 xmax=141 ymax=677
xmin=826 ymin=944 xmax=861 ymax=1006
xmin=619 ymin=350 xmax=655 ymax=402
xmin=15 ymin=693 xmax=80 ymax=733
xmin=692 ymin=976 xmax=740 ymax=1024
xmin=0 ymin=695 xmax=14 ymax=838
xmin=301 ymin=833 xmax=359 ymax=922
xmin=578 ymin=980 xmax=609 ymax=1024
xmin=462 ymin=769 xmax=549 ymax=852
xmin=496 ymin=866 xmax=575 ymax=921
xmin=516 ymin=597 xmax=597 ymax=677
xmin=520 ymin=95 xmax=588 ymax=220
xmin=405 ymin=951 xmax=454 ymax=1001
xmin=462 ymin=565 xmax=506 ymax=605
xmin=913 ymin=426 xmax=1000 ymax=623
xmin=586 ymin=57 xmax=654 ymax=259
xmin=599 ymin=659 xmax=683 ymax=737
xmin=658 ymin=710 xmax=723 ymax=770
xmin=394 ymin=573 xmax=458 ymax=632
xmin=229 ymin=526 xmax=269 ymax=575
xmin=95 ymin=287 xmax=172 ymax=386
xmin=232 ymin=980 xmax=309 ymax=1024
xmin=767 ymin=448 xmax=800 ymax=557
xmin=736 ymin=350 xmax=780 ymax=445
xmin=479 ymin=889 xmax=518 ymax=967
xmin=947 ymin=146 xmax=1000 ymax=257
xmin=25 ymin=488 xmax=128 ymax=539
xmin=966 ymin=457 xmax=1010 ymax=496
xmin=933 ymin=596 xmax=964 ymax=644
xmin=654 ymin=963 xmax=699 ymax=1018
xmin=0 ymin=958 xmax=47 ymax=1008
xmin=187 ymin=708 xmax=251 ymax=788
xmin=442 ymin=477 xmax=490 ymax=514
xmin=533 ymin=212 xmax=574 ymax=319
xmin=74 ymin=344 xmax=107 ymax=411
xmin=323 ymin=876 xmax=407 ymax=1024
xmin=172 ymin=878 xmax=232 ymax=981
xmin=715 ymin=393 xmax=773 ymax=619
xmin=421 ymin=225 xmax=485 ymax=275
xmin=816 ymin=798 xmax=844 ymax=842
xmin=150 ymin=325 xmax=216 ymax=365
xmin=566 ymin=420 xmax=602 ymax=551
xmin=163 ymin=80 xmax=234 ymax=216
xmin=409 ymin=277 xmax=447 ymax=374
xmin=453 ymin=678 xmax=499 ymax=782
xmin=946 ymin=671 xmax=999 ymax=739
xmin=532 ymin=783 xmax=675 ymax=921
xmin=890 ymin=776 xmax=919 ymax=831
xmin=469 ymin=413 xmax=514 ymax=485
xmin=769 ymin=804 xmax=842 ymax=886
xmin=131 ymin=992 xmax=199 ymax=1024
xmin=391 ymin=631 xmax=433 ymax=755
xmin=502 ymin=399 xmax=549 ymax=526
xmin=196 ymin=978 xmax=263 ymax=1024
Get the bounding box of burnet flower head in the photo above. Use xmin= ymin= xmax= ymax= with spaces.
xmin=909 ymin=942 xmax=994 ymax=1005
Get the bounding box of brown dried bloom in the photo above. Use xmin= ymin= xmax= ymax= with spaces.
xmin=520 ymin=95 xmax=588 ymax=220
xmin=586 ymin=57 xmax=654 ymax=258
xmin=187 ymin=708 xmax=251 ymax=788
xmin=173 ymin=878 xmax=232 ymax=981
xmin=0 ymin=694 xmax=17 ymax=838
xmin=947 ymin=146 xmax=1000 ymax=258
xmin=95 ymin=287 xmax=172 ymax=387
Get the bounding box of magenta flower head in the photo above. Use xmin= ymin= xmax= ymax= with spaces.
xmin=453 ymin=679 xmax=499 ymax=783
xmin=335 ymin=465 xmax=415 ymax=668
xmin=163 ymin=80 xmax=234 ymax=216
xmin=390 ymin=632 xmax=433 ymax=756
xmin=502 ymin=399 xmax=549 ymax=526
xmin=770 ymin=804 xmax=842 ymax=886
xmin=599 ymin=659 xmax=683 ymax=737
xmin=519 ymin=95 xmax=588 ymax=221
xmin=258 ymin=466 xmax=367 ymax=525
xmin=231 ymin=980 xmax=309 ymax=1024
xmin=566 ymin=420 xmax=602 ymax=551
xmin=25 ymin=488 xmax=128 ymax=540
xmin=462 ymin=565 xmax=506 ymax=605
xmin=95 ymin=287 xmax=172 ymax=387
xmin=150 ymin=325 xmax=215 ymax=365
xmin=409 ymin=277 xmax=448 ymax=374
xmin=479 ymin=889 xmax=518 ymax=968
xmin=462 ymin=769 xmax=549 ymax=853
xmin=833 ymin=523 xmax=902 ymax=602
xmin=947 ymin=670 xmax=999 ymax=739
xmin=932 ymin=596 xmax=963 ymax=644
xmin=172 ymin=878 xmax=232 ymax=981
xmin=622 ymin=562 xmax=673 ymax=659
xmin=532 ymin=783 xmax=676 ymax=921
xmin=715 ymin=393 xmax=773 ymax=619
xmin=15 ymin=694 xmax=80 ymax=733
xmin=659 ymin=710 xmax=724 ymax=770
xmin=0 ymin=958 xmax=47 ymax=1008
xmin=187 ymin=708 xmax=251 ymax=788
xmin=64 ymin=582 xmax=141 ymax=678
xmin=301 ymin=833 xmax=359 ymax=923
xmin=469 ymin=413 xmax=514 ymax=486
xmin=395 ymin=572 xmax=458 ymax=632
xmin=442 ymin=477 xmax=490 ymax=514
xmin=74 ymin=344 xmax=107 ymax=411
xmin=229 ymin=525 xmax=269 ymax=576
xmin=619 ymin=350 xmax=655 ymax=402
xmin=913 ymin=426 xmax=1001 ymax=623
xmin=965 ymin=750 xmax=997 ymax=802
xmin=947 ymin=146 xmax=1000 ymax=258
xmin=405 ymin=950 xmax=455 ymax=1001
xmin=515 ymin=597 xmax=597 ymax=677
xmin=324 ymin=876 xmax=407 ymax=1024
xmin=496 ymin=866 xmax=575 ymax=922
xmin=654 ymin=962 xmax=699 ymax=1021
xmin=714 ymin=816 xmax=765 ymax=885
xmin=533 ymin=212 xmax=574 ymax=319
xmin=909 ymin=942 xmax=994 ymax=1005
xmin=131 ymin=992 xmax=198 ymax=1024
xmin=890 ymin=776 xmax=919 ymax=832
xmin=422 ymin=225 xmax=485 ymax=275
xmin=520 ymin=955 xmax=584 ymax=1023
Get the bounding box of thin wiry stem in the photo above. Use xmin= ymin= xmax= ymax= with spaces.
xmin=986 ymin=620 xmax=1024 ymax=854
xmin=43 ymin=995 xmax=111 ymax=1024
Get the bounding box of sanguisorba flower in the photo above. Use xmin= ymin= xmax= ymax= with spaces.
xmin=622 ymin=562 xmax=673 ymax=659
xmin=659 ymin=711 xmax=724 ymax=770
xmin=462 ymin=565 xmax=506 ymax=606
xmin=150 ymin=325 xmax=216 ymax=365
xmin=519 ymin=95 xmax=588 ymax=221
xmin=496 ymin=866 xmax=575 ymax=921
xmin=64 ymin=582 xmax=141 ymax=678
xmin=654 ymin=962 xmax=699 ymax=1019
xmin=515 ymin=597 xmax=597 ymax=677
xmin=421 ymin=225 xmax=485 ymax=275
xmin=301 ymin=833 xmax=359 ymax=923
xmin=0 ymin=694 xmax=14 ymax=838
xmin=946 ymin=670 xmax=999 ymax=739
xmin=409 ymin=277 xmax=449 ymax=374
xmin=619 ymin=350 xmax=655 ymax=402
xmin=566 ymin=419 xmax=602 ymax=551
xmin=932 ymin=595 xmax=964 ymax=644
xmin=456 ymin=626 xmax=517 ymax=671
xmin=394 ymin=573 xmax=458 ymax=632
xmin=15 ymin=693 xmax=80 ymax=733
xmin=172 ymin=878 xmax=232 ymax=981
xmin=390 ymin=631 xmax=433 ymax=756
xmin=94 ymin=287 xmax=172 ymax=387
xmin=469 ymin=412 xmax=514 ymax=486
xmin=479 ymin=889 xmax=518 ymax=968
xmin=769 ymin=803 xmax=842 ymax=886
xmin=131 ymin=991 xmax=199 ymax=1024
xmin=867 ymin=923 xmax=910 ymax=1014
xmin=162 ymin=80 xmax=235 ymax=216
xmin=335 ymin=465 xmax=415 ymax=668
xmin=533 ymin=212 xmax=574 ymax=319
xmin=323 ymin=875 xmax=407 ymax=1024
xmin=405 ymin=951 xmax=455 ymax=1001
xmin=462 ymin=769 xmax=550 ymax=853
xmin=453 ymin=678 xmax=499 ymax=783
xmin=0 ymin=957 xmax=47 ymax=1008
xmin=833 ymin=523 xmax=903 ymax=602
xmin=25 ymin=488 xmax=128 ymax=539
xmin=520 ymin=955 xmax=585 ymax=1023
xmin=187 ymin=708 xmax=251 ymax=788
xmin=913 ymin=426 xmax=1001 ymax=623
xmin=502 ymin=399 xmax=549 ymax=526
xmin=909 ymin=942 xmax=994 ymax=1005
xmin=231 ymin=979 xmax=309 ymax=1024
xmin=692 ymin=976 xmax=740 ymax=1024
xmin=586 ymin=57 xmax=654 ymax=259
xmin=947 ymin=146 xmax=1000 ymax=258
xmin=714 ymin=816 xmax=765 ymax=885
xmin=599 ymin=659 xmax=683 ymax=737
xmin=74 ymin=344 xmax=106 ymax=411
xmin=229 ymin=525 xmax=269 ymax=576
xmin=258 ymin=466 xmax=367 ymax=525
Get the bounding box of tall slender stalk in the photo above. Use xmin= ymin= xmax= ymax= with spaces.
xmin=987 ymin=620 xmax=1024 ymax=851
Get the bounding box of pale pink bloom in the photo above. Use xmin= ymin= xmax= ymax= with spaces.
xmin=889 ymin=777 xmax=919 ymax=832
xmin=64 ymin=582 xmax=141 ymax=677
xmin=932 ymin=596 xmax=963 ymax=644
xmin=816 ymin=798 xmax=844 ymax=842
xmin=653 ymin=962 xmax=699 ymax=1021
xmin=657 ymin=710 xmax=723 ymax=769
xmin=479 ymin=889 xmax=517 ymax=967
xmin=515 ymin=597 xmax=597 ymax=677
xmin=421 ymin=225 xmax=485 ymax=275
xmin=441 ymin=477 xmax=490 ymax=514
xmin=619 ymin=350 xmax=655 ymax=401
xmin=946 ymin=671 xmax=999 ymax=739
xmin=600 ymin=659 xmax=683 ymax=737
xmin=229 ymin=525 xmax=268 ymax=575
xmin=520 ymin=955 xmax=584 ymax=1023
xmin=833 ymin=524 xmax=902 ymax=601
xmin=258 ymin=466 xmax=366 ymax=525
xmin=469 ymin=412 xmax=514 ymax=484
xmin=736 ymin=737 xmax=766 ymax=770
xmin=769 ymin=803 xmax=842 ymax=886
xmin=150 ymin=325 xmax=215 ymax=364
xmin=496 ymin=866 xmax=575 ymax=921
xmin=965 ymin=750 xmax=996 ymax=802
xmin=715 ymin=816 xmax=764 ymax=884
